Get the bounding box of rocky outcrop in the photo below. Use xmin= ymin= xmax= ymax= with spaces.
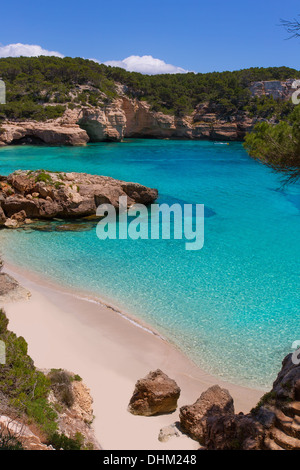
xmin=122 ymin=97 xmax=255 ymax=141
xmin=0 ymin=86 xmax=265 ymax=146
xmin=0 ymin=206 xmax=6 ymax=225
xmin=77 ymin=100 xmax=126 ymax=141
xmin=179 ymin=385 xmax=235 ymax=443
xmin=0 ymin=259 xmax=30 ymax=302
xmin=256 ymin=353 xmax=300 ymax=450
xmin=271 ymin=352 xmax=300 ymax=402
xmin=0 ymin=415 xmax=54 ymax=450
xmin=178 ymin=353 xmax=300 ymax=450
xmin=0 ymin=78 xmax=296 ymax=146
xmin=128 ymin=369 xmax=181 ymax=416
xmin=179 ymin=386 xmax=263 ymax=450
xmin=250 ymin=79 xmax=295 ymax=100
xmin=0 ymin=170 xmax=158 ymax=225
xmin=47 ymin=370 xmax=100 ymax=450
xmin=0 ymin=120 xmax=89 ymax=147
xmin=204 ymin=412 xmax=263 ymax=450
xmin=0 ymin=373 xmax=100 ymax=450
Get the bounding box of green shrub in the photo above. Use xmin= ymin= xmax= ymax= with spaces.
xmin=0 ymin=309 xmax=58 ymax=437
xmin=47 ymin=369 xmax=75 ymax=408
xmin=73 ymin=374 xmax=82 ymax=382
xmin=35 ymin=171 xmax=52 ymax=184
xmin=244 ymin=106 xmax=300 ymax=183
xmin=48 ymin=432 xmax=83 ymax=450
xmin=0 ymin=429 xmax=24 ymax=450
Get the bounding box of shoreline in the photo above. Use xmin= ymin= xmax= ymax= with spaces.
xmin=1 ymin=261 xmax=264 ymax=450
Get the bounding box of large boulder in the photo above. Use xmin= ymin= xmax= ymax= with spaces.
xmin=128 ymin=370 xmax=181 ymax=416
xmin=179 ymin=385 xmax=234 ymax=443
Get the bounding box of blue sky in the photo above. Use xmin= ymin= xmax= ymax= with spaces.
xmin=1 ymin=0 xmax=300 ymax=74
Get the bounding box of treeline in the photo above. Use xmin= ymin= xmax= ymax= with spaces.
xmin=0 ymin=57 xmax=116 ymax=121
xmin=106 ymin=64 xmax=300 ymax=116
xmin=0 ymin=56 xmax=299 ymax=121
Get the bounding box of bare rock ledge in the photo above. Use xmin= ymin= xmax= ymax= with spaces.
xmin=0 ymin=170 xmax=158 ymax=227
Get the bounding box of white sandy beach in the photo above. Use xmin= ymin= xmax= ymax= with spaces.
xmin=1 ymin=265 xmax=264 ymax=450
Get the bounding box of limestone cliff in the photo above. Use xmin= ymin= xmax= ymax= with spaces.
xmin=0 ymin=79 xmax=295 ymax=146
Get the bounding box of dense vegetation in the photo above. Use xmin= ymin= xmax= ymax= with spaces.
xmin=0 ymin=57 xmax=117 ymax=121
xmin=0 ymin=308 xmax=87 ymax=449
xmin=106 ymin=64 xmax=300 ymax=116
xmin=244 ymin=106 xmax=300 ymax=184
xmin=243 ymin=13 xmax=300 ymax=184
xmin=0 ymin=56 xmax=299 ymax=120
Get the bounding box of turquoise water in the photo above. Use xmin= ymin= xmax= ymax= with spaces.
xmin=0 ymin=140 xmax=299 ymax=388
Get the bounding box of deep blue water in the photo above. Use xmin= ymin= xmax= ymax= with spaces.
xmin=0 ymin=140 xmax=299 ymax=388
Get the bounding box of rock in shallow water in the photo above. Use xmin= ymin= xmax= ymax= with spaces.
xmin=0 ymin=170 xmax=158 ymax=225
xmin=55 ymin=223 xmax=94 ymax=232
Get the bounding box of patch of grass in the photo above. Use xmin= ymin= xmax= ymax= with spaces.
xmin=54 ymin=181 xmax=65 ymax=189
xmin=34 ymin=171 xmax=52 ymax=184
xmin=73 ymin=374 xmax=82 ymax=382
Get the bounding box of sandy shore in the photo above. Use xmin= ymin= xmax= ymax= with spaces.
xmin=1 ymin=264 xmax=263 ymax=450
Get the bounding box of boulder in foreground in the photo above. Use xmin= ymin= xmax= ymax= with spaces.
xmin=179 ymin=385 xmax=234 ymax=443
xmin=128 ymin=369 xmax=181 ymax=416
xmin=0 ymin=170 xmax=158 ymax=225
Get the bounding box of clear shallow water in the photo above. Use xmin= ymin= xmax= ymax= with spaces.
xmin=0 ymin=140 xmax=299 ymax=388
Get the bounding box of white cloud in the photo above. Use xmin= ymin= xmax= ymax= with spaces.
xmin=103 ymin=55 xmax=188 ymax=75
xmin=0 ymin=43 xmax=64 ymax=58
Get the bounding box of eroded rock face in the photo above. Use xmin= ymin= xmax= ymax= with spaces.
xmin=0 ymin=272 xmax=31 ymax=302
xmin=0 ymin=170 xmax=158 ymax=225
xmin=0 ymin=120 xmax=89 ymax=146
xmin=249 ymin=79 xmax=295 ymax=100
xmin=78 ymin=100 xmax=126 ymax=142
xmin=0 ymin=92 xmax=258 ymax=146
xmin=178 ymin=354 xmax=300 ymax=450
xmin=179 ymin=385 xmax=234 ymax=443
xmin=122 ymin=97 xmax=254 ymax=141
xmin=0 ymin=416 xmax=54 ymax=450
xmin=48 ymin=373 xmax=100 ymax=449
xmin=204 ymin=413 xmax=262 ymax=450
xmin=0 ymin=206 xmax=6 ymax=225
xmin=128 ymin=369 xmax=181 ymax=416
xmin=271 ymin=353 xmax=300 ymax=401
